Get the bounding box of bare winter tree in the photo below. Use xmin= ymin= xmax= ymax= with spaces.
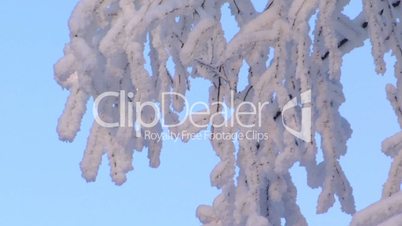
xmin=55 ymin=0 xmax=402 ymax=225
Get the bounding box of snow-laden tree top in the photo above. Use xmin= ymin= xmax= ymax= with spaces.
xmin=55 ymin=0 xmax=402 ymax=225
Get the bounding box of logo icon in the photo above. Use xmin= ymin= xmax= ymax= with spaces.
xmin=281 ymin=90 xmax=312 ymax=142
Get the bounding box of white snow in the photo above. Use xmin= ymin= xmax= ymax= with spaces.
xmin=55 ymin=0 xmax=402 ymax=225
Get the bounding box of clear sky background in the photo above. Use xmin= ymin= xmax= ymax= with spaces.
xmin=0 ymin=1 xmax=399 ymax=226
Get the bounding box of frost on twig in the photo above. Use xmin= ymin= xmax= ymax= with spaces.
xmin=55 ymin=0 xmax=402 ymax=225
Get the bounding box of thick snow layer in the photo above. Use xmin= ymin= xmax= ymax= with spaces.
xmin=56 ymin=0 xmax=402 ymax=225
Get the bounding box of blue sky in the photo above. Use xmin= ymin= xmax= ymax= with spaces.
xmin=0 ymin=1 xmax=399 ymax=226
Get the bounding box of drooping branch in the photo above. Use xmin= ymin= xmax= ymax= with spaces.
xmin=55 ymin=0 xmax=402 ymax=225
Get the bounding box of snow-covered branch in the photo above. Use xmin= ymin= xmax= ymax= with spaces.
xmin=55 ymin=0 xmax=402 ymax=225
